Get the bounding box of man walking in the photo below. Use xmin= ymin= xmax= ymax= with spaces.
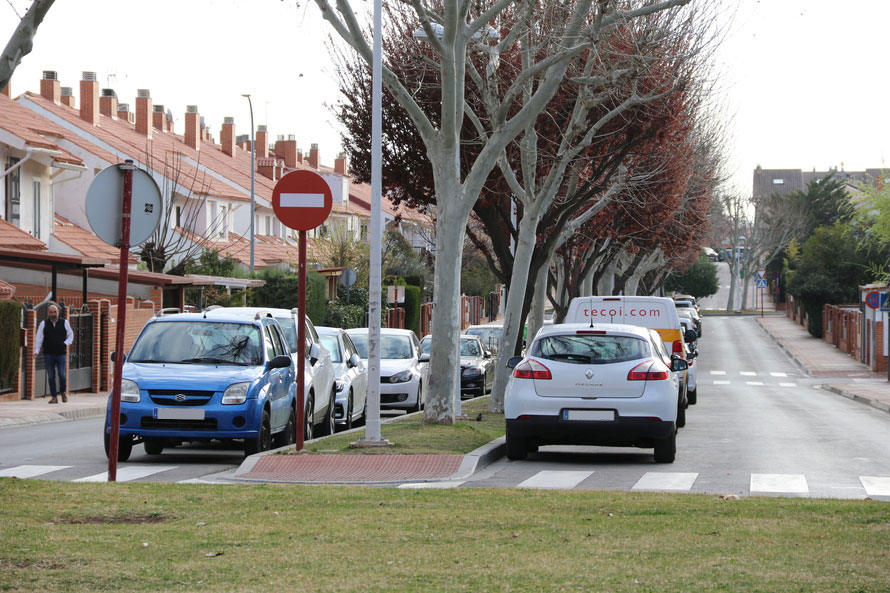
xmin=34 ymin=303 xmax=74 ymax=404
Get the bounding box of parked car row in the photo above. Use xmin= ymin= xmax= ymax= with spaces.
xmin=504 ymin=295 xmax=702 ymax=464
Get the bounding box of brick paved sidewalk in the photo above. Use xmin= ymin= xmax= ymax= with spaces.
xmin=0 ymin=392 xmax=108 ymax=428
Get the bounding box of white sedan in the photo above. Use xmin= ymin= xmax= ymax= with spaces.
xmin=504 ymin=323 xmax=688 ymax=463
xmin=346 ymin=328 xmax=428 ymax=412
xmin=316 ymin=327 xmax=368 ymax=430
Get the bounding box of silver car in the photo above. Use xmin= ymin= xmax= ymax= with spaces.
xmin=316 ymin=327 xmax=368 ymax=430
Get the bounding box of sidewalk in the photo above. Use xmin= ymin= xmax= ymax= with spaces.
xmin=0 ymin=392 xmax=108 ymax=428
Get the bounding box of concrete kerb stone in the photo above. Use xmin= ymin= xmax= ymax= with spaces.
xmin=0 ymin=414 xmax=68 ymax=428
xmin=754 ymin=317 xmax=812 ymax=378
xmin=822 ymin=385 xmax=890 ymax=414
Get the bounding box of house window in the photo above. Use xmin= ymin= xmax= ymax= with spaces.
xmin=32 ymin=180 xmax=41 ymax=238
xmin=175 ymin=206 xmax=182 ymax=228
xmin=208 ymin=200 xmax=217 ymax=234
xmin=5 ymin=158 xmax=20 ymax=225
xmin=218 ymin=205 xmax=227 ymax=238
xmin=772 ymin=179 xmax=784 ymax=185
xmin=273 ymin=218 xmax=280 ymax=236
xmin=265 ymin=216 xmax=271 ymax=235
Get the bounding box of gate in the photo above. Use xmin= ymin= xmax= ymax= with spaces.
xmin=33 ymin=304 xmax=94 ymax=396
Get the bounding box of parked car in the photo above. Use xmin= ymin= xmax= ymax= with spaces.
xmin=703 ymin=247 xmax=719 ymax=261
xmin=458 ymin=335 xmax=494 ymax=398
xmin=465 ymin=323 xmax=503 ymax=354
xmin=316 ymin=326 xmax=368 ymax=430
xmin=206 ymin=307 xmax=336 ymax=440
xmin=673 ymin=297 xmax=702 ymax=336
xmin=677 ymin=318 xmax=699 ymax=405
xmin=346 ymin=328 xmax=428 ymax=412
xmin=420 ymin=334 xmax=432 ymax=355
xmin=504 ymin=323 xmax=687 ymax=463
xmin=104 ymin=310 xmax=297 ymax=461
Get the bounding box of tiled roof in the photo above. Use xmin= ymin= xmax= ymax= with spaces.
xmin=0 ymin=279 xmax=15 ymax=296
xmin=53 ymin=215 xmax=139 ymax=264
xmin=752 ymin=168 xmax=804 ymax=199
xmin=0 ymin=218 xmax=46 ymax=250
xmin=174 ymin=227 xmax=323 ymax=269
xmin=348 ymin=183 xmax=433 ymax=224
xmin=0 ymin=94 xmax=84 ymax=166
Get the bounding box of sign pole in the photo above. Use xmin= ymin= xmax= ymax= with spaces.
xmin=296 ymin=230 xmax=307 ymax=451
xmin=107 ymin=160 xmax=134 ymax=482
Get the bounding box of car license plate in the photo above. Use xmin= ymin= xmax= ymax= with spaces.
xmin=155 ymin=408 xmax=205 ymax=421
xmin=564 ymin=409 xmax=614 ymax=421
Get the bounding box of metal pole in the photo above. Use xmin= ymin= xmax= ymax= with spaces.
xmin=296 ymin=230 xmax=306 ymax=450
xmin=363 ymin=0 xmax=384 ymax=443
xmin=735 ymin=245 xmax=742 ymax=313
xmin=242 ymin=94 xmax=255 ymax=274
xmin=108 ymin=160 xmax=134 ymax=482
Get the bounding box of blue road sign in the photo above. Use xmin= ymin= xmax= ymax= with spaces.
xmin=755 ymin=278 xmax=768 ymax=289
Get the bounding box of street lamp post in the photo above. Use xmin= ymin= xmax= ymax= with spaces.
xmin=735 ymin=235 xmax=746 ymax=313
xmin=241 ymin=94 xmax=255 ymax=274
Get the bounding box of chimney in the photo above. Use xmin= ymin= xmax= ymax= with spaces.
xmin=255 ymin=125 xmax=269 ymax=158
xmin=117 ymin=103 xmax=133 ymax=124
xmin=60 ymin=87 xmax=75 ymax=107
xmin=99 ymin=88 xmax=117 ymax=119
xmin=79 ymin=71 xmax=99 ymax=125
xmin=185 ymin=106 xmax=200 ymax=150
xmin=274 ymin=134 xmax=299 ymax=168
xmin=334 ymin=152 xmax=347 ymax=175
xmin=152 ymin=105 xmax=166 ymax=131
xmin=236 ymin=134 xmax=249 ymax=151
xmin=308 ymin=143 xmax=319 ymax=169
xmin=135 ymin=89 xmax=152 ymax=137
xmin=220 ymin=117 xmax=235 ymax=156
xmin=40 ymin=71 xmax=60 ymax=104
xmin=297 ymin=148 xmax=304 ymax=164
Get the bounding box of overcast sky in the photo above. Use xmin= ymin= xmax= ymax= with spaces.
xmin=4 ymin=0 xmax=889 ymax=196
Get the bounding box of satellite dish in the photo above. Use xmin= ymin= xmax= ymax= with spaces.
xmin=85 ymin=164 xmax=162 ymax=247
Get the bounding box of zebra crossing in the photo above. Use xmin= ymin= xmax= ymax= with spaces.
xmin=399 ymin=471 xmax=890 ymax=498
xmin=0 ymin=464 xmax=185 ymax=483
xmin=706 ymin=370 xmax=799 ymax=387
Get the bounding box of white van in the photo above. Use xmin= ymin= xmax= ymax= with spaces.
xmin=565 ymin=296 xmax=694 ymax=423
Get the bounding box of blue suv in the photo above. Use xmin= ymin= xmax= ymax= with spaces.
xmin=104 ymin=310 xmax=297 ymax=460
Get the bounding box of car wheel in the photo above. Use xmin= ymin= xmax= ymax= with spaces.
xmin=304 ymin=393 xmax=315 ymax=442
xmin=104 ymin=433 xmax=133 ymax=462
xmin=343 ymin=391 xmax=354 ymax=431
xmin=358 ymin=397 xmax=367 ymax=427
xmin=505 ymin=426 xmax=528 ymax=461
xmin=319 ymin=390 xmax=336 ymax=437
xmin=274 ymin=404 xmax=297 ymax=447
xmin=409 ymin=382 xmax=422 ymax=413
xmin=143 ymin=438 xmax=164 ymax=455
xmin=676 ymin=399 xmax=686 ymax=429
xmin=687 ymin=387 xmax=697 ymax=406
xmin=244 ymin=409 xmax=272 ymax=456
xmin=654 ymin=432 xmax=676 ymax=463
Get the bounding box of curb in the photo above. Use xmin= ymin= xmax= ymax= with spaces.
xmin=753 ymin=317 xmax=812 ymax=377
xmin=822 ymin=385 xmax=890 ymax=414
xmin=0 ymin=406 xmax=106 ymax=429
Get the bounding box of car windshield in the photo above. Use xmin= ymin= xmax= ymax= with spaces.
xmin=275 ymin=317 xmax=298 ymax=353
xmin=460 ymin=338 xmax=481 ymax=357
xmin=466 ymin=327 xmax=501 ymax=351
xmin=350 ymin=334 xmax=413 ymax=360
xmin=128 ymin=321 xmax=262 ymax=366
xmin=532 ymin=334 xmax=649 ymax=365
xmin=319 ymin=335 xmax=342 ymax=363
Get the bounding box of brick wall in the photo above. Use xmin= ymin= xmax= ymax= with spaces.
xmin=823 ymin=304 xmax=862 ymax=360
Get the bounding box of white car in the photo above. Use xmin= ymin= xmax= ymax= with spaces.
xmin=465 ymin=323 xmax=503 ymax=354
xmin=504 ymin=323 xmax=688 ymax=463
xmin=678 ymin=318 xmax=699 ymax=405
xmin=206 ymin=307 xmax=336 ymax=439
xmin=346 ymin=328 xmax=428 ymax=412
xmin=316 ymin=326 xmax=368 ymax=430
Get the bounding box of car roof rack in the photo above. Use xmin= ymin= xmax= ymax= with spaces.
xmin=254 ymin=310 xmax=275 ymax=321
xmin=155 ymin=307 xmax=181 ymax=317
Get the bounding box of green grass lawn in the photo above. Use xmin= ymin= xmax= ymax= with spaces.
xmin=1 ymin=479 xmax=888 ymax=592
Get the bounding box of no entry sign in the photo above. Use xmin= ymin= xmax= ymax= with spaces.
xmin=273 ymin=170 xmax=333 ymax=231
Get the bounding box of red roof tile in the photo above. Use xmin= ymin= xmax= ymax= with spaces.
xmin=0 ymin=218 xmax=46 ymax=250
xmin=53 ymin=215 xmax=139 ymax=264
xmin=0 ymin=94 xmax=84 ymax=166
xmin=0 ymin=279 xmax=15 ymax=296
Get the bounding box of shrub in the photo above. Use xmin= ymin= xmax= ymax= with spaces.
xmin=0 ymin=301 xmax=23 ymax=390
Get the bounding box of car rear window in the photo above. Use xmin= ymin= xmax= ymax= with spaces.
xmin=349 ymin=334 xmax=414 ymax=360
xmin=129 ymin=321 xmax=262 ymax=366
xmin=531 ymin=334 xmax=650 ymax=364
xmin=319 ymin=334 xmax=342 ymax=363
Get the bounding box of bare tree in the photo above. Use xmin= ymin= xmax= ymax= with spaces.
xmin=0 ymin=0 xmax=55 ymax=92
xmin=315 ymin=0 xmax=692 ymax=422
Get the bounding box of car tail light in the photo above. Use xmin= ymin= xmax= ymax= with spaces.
xmin=627 ymin=360 xmax=669 ymax=381
xmin=576 ymin=330 xmax=606 ymax=335
xmin=672 ymin=340 xmax=683 ymax=354
xmin=513 ymin=359 xmax=552 ymax=380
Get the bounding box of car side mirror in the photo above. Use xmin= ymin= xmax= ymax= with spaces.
xmin=670 ymin=356 xmax=688 ymax=372
xmin=419 ymin=352 xmax=430 ymax=363
xmin=347 ymin=353 xmax=361 ymax=368
xmin=506 ymin=356 xmax=523 ymax=369
xmin=269 ymin=354 xmax=292 ymax=370
xmin=110 ymin=350 xmax=115 ymax=362
xmin=483 ymin=351 xmax=492 ymax=359
xmin=684 ymin=329 xmax=697 ymax=343
xmin=308 ymin=342 xmax=320 ymax=364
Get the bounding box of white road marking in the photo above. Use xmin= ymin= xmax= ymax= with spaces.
xmin=75 ymin=466 xmax=177 ymax=483
xmin=779 ymin=383 xmax=797 ymax=387
xmin=860 ymin=476 xmax=890 ymax=497
xmin=750 ymin=474 xmax=809 ymax=494
xmin=398 ymin=481 xmax=465 ymax=489
xmin=713 ymin=380 xmax=730 ymax=385
xmin=710 ymin=371 xmax=727 ymax=375
xmin=746 ymin=381 xmax=764 ymax=386
xmin=740 ymin=371 xmax=757 ymax=376
xmin=0 ymin=465 xmax=71 ymax=479
xmin=770 ymin=372 xmax=788 ymax=377
xmin=517 ymin=470 xmax=593 ymax=490
xmin=632 ymin=472 xmax=699 ymax=491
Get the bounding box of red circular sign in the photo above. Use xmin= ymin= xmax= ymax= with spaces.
xmin=866 ymin=291 xmax=881 ymax=309
xmin=272 ymin=170 xmax=333 ymax=231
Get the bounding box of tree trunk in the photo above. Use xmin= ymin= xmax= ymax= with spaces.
xmin=490 ymin=207 xmax=541 ymax=413
xmin=0 ymin=0 xmax=56 ymax=92
xmin=526 ymin=263 xmax=549 ymax=349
